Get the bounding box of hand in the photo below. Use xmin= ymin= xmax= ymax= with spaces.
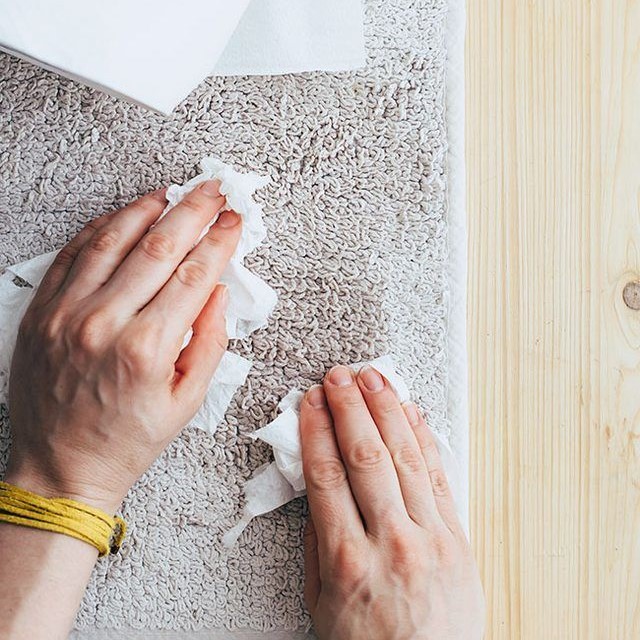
xmin=300 ymin=365 xmax=485 ymax=640
xmin=5 ymin=181 xmax=242 ymax=513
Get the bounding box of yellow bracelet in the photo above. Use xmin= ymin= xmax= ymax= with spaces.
xmin=0 ymin=481 xmax=126 ymax=557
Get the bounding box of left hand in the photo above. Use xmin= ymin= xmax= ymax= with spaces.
xmin=5 ymin=181 xmax=241 ymax=513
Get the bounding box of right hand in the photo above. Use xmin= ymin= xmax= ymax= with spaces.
xmin=300 ymin=365 xmax=485 ymax=640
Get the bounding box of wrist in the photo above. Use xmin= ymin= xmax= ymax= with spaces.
xmin=3 ymin=462 xmax=124 ymax=514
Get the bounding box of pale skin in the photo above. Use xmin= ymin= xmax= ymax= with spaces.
xmin=0 ymin=186 xmax=485 ymax=639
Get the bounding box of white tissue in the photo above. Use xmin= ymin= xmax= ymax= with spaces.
xmin=163 ymin=157 xmax=278 ymax=339
xmin=189 ymin=351 xmax=253 ymax=435
xmin=7 ymin=251 xmax=60 ymax=284
xmin=0 ymin=158 xmax=276 ymax=435
xmin=0 ymin=250 xmax=63 ymax=402
xmin=222 ymin=462 xmax=305 ymax=548
xmin=0 ymin=273 xmax=38 ymax=404
xmin=225 ymin=355 xmax=467 ymax=547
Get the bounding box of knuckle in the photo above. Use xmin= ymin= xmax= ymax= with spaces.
xmin=74 ymin=311 xmax=109 ymax=353
xmin=40 ymin=310 xmax=66 ymax=342
xmin=332 ymin=539 xmax=367 ymax=587
xmin=139 ymin=231 xmax=176 ymax=262
xmin=387 ymin=527 xmax=418 ymax=568
xmin=24 ymin=306 xmax=66 ymax=344
xmin=392 ymin=445 xmax=424 ymax=474
xmin=346 ymin=439 xmax=387 ymax=472
xmin=137 ymin=194 xmax=164 ymax=215
xmin=118 ymin=333 xmax=158 ymax=373
xmin=87 ymin=227 xmax=121 ymax=254
xmin=424 ymin=440 xmax=440 ymax=461
xmin=378 ymin=400 xmax=400 ymax=419
xmin=337 ymin=394 xmax=365 ymax=410
xmin=84 ymin=218 xmax=102 ymax=234
xmin=305 ymin=458 xmax=348 ymax=492
xmin=175 ymin=260 xmax=211 ymax=289
xmin=55 ymin=245 xmax=79 ymax=268
xmin=180 ymin=191 xmax=211 ymax=215
xmin=429 ymin=468 xmax=450 ymax=497
xmin=211 ymin=329 xmax=229 ymax=354
xmin=200 ymin=231 xmax=226 ymax=250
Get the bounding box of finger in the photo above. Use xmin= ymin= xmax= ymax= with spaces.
xmin=404 ymin=403 xmax=462 ymax=535
xmin=356 ymin=366 xmax=435 ymax=527
xmin=303 ymin=517 xmax=321 ymax=613
xmin=56 ymin=190 xmax=168 ymax=301
xmin=33 ymin=214 xmax=114 ymax=306
xmin=323 ymin=365 xmax=406 ymax=535
xmin=172 ymin=284 xmax=229 ymax=403
xmin=141 ymin=210 xmax=241 ymax=346
xmin=104 ymin=180 xmax=226 ymax=311
xmin=300 ymin=384 xmax=365 ymax=553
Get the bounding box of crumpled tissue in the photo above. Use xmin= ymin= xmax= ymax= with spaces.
xmin=0 ymin=158 xmax=276 ymax=435
xmin=224 ymin=355 xmax=466 ymax=547
xmin=189 ymin=350 xmax=253 ymax=435
xmin=162 ymin=157 xmax=278 ymax=340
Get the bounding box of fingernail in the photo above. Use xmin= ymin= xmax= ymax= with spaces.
xmin=307 ymin=385 xmax=326 ymax=408
xmin=216 ymin=210 xmax=241 ymax=228
xmin=149 ymin=187 xmax=168 ymax=201
xmin=403 ymin=402 xmax=421 ymax=426
xmin=199 ymin=179 xmax=221 ymax=197
xmin=358 ymin=365 xmax=385 ymax=392
xmin=328 ymin=365 xmax=354 ymax=387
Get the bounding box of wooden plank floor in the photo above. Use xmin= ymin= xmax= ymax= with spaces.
xmin=466 ymin=1 xmax=640 ymax=638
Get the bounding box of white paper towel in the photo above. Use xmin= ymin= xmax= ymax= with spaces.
xmin=0 ymin=0 xmax=253 ymax=114
xmin=214 ymin=0 xmax=366 ymax=77
xmin=0 ymin=158 xmax=277 ymax=434
xmin=224 ymin=355 xmax=467 ymax=547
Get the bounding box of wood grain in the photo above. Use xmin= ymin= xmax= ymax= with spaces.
xmin=466 ymin=1 xmax=640 ymax=638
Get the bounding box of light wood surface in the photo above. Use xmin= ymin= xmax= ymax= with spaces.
xmin=466 ymin=1 xmax=640 ymax=638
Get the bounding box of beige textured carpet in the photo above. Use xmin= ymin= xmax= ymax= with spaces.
xmin=0 ymin=0 xmax=467 ymax=635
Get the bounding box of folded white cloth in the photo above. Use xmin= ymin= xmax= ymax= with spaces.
xmin=0 ymin=157 xmax=277 ymax=435
xmin=214 ymin=0 xmax=366 ymax=77
xmin=224 ymin=356 xmax=466 ymax=547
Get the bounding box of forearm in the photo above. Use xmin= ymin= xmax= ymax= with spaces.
xmin=0 ymin=521 xmax=98 ymax=639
